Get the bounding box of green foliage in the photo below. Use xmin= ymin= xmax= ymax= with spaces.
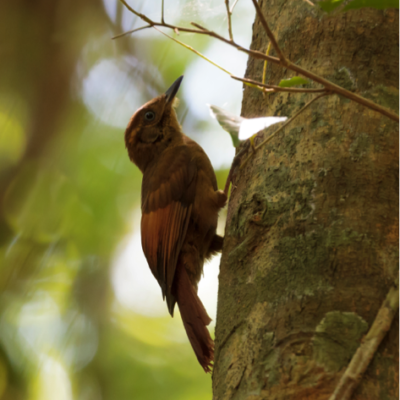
xmin=318 ymin=0 xmax=399 ymax=12
xmin=278 ymin=77 xmax=309 ymax=87
xmin=343 ymin=0 xmax=399 ymax=10
xmin=96 ymin=310 xmax=212 ymax=400
xmin=318 ymin=0 xmax=345 ymax=12
xmin=0 ymin=0 xmax=232 ymax=398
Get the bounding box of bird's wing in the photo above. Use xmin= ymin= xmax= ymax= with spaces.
xmin=140 ymin=146 xmax=196 ymax=314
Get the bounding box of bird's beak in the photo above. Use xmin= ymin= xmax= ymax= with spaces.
xmin=165 ymin=76 xmax=184 ymax=104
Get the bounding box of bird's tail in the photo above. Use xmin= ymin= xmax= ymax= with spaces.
xmin=174 ymin=265 xmax=214 ymax=373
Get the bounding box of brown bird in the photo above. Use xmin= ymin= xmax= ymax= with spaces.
xmin=124 ymin=76 xmax=226 ymax=372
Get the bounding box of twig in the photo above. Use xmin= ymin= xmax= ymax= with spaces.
xmin=262 ymin=43 xmax=271 ymax=86
xmin=116 ymin=0 xmax=399 ymax=122
xmin=251 ymin=0 xmax=288 ymax=65
xmin=287 ymin=63 xmax=398 ymax=122
xmin=247 ymin=3 xmax=399 ymax=122
xmin=255 ymin=93 xmax=329 ymax=149
xmin=303 ymin=0 xmax=315 ymax=6
xmin=112 ymin=24 xmax=152 ymax=39
xmin=230 ymin=0 xmax=240 ymax=13
xmin=225 ymin=94 xmax=328 ymax=190
xmin=119 ymin=0 xmax=153 ymax=24
xmin=224 ymin=163 xmax=234 ymax=196
xmin=240 ymin=92 xmax=329 ymax=168
xmin=118 ymin=0 xmax=207 ymax=35
xmin=116 ymin=0 xmax=123 ymax=27
xmin=224 ymin=143 xmax=250 ymax=196
xmin=329 ymin=285 xmax=399 ymax=400
xmin=245 ymin=45 xmax=398 ymax=121
xmin=153 ymin=27 xmax=232 ymax=75
xmin=161 ymin=0 xmax=165 ymax=23
xmin=225 ymin=0 xmax=234 ymax=41
xmin=232 ymin=75 xmax=327 ymax=93
xmin=179 ymin=107 xmax=189 ymax=127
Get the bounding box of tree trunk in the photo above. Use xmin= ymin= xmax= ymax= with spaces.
xmin=213 ymin=3 xmax=398 ymax=400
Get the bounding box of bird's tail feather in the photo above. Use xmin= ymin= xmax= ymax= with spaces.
xmin=174 ymin=265 xmax=214 ymax=373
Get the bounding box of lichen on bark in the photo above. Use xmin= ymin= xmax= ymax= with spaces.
xmin=213 ymin=3 xmax=398 ymax=400
xmin=312 ymin=311 xmax=369 ymax=373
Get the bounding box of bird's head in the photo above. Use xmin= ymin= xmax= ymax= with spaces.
xmin=125 ymin=76 xmax=184 ymax=172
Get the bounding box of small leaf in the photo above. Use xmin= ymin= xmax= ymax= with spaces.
xmin=317 ymin=0 xmax=345 ymax=12
xmin=208 ymin=104 xmax=287 ymax=146
xmin=343 ymin=0 xmax=398 ymax=10
xmin=278 ymin=77 xmax=309 ymax=88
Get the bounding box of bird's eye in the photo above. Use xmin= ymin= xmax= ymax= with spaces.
xmin=144 ymin=111 xmax=155 ymax=121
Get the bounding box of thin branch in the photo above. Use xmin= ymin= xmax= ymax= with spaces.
xmin=238 ymin=46 xmax=398 ymax=121
xmin=261 ymin=42 xmax=272 ymax=99
xmin=115 ymin=0 xmax=124 ymax=28
xmin=191 ymin=22 xmax=214 ymax=32
xmin=179 ymin=106 xmax=189 ymax=127
xmin=220 ymin=39 xmax=398 ymax=121
xmin=117 ymin=0 xmax=399 ymax=122
xmin=225 ymin=93 xmax=328 ymax=191
xmin=118 ymin=0 xmax=207 ymax=35
xmin=119 ymin=0 xmax=153 ymax=24
xmin=153 ymin=27 xmax=233 ymax=75
xmin=112 ymin=24 xmax=152 ymax=39
xmin=246 ymin=3 xmax=399 ymax=122
xmin=161 ymin=0 xmax=165 ymax=24
xmin=224 ymin=143 xmax=250 ymax=196
xmin=232 ymin=75 xmax=327 ymax=93
xmin=255 ymin=93 xmax=329 ymax=149
xmin=303 ymin=0 xmax=315 ymax=6
xmin=224 ymin=168 xmax=233 ymax=196
xmin=262 ymin=42 xmax=271 ymax=86
xmin=288 ymin=63 xmax=399 ymax=122
xmin=329 ymin=285 xmax=399 ymax=400
xmin=230 ymin=0 xmax=240 ymax=13
xmin=191 ymin=24 xmax=398 ymax=122
xmin=240 ymin=93 xmax=329 ymax=168
xmin=251 ymin=0 xmax=288 ymax=65
xmin=225 ymin=0 xmax=234 ymax=41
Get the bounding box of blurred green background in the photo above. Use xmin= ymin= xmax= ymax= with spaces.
xmin=0 ymin=0 xmax=254 ymax=399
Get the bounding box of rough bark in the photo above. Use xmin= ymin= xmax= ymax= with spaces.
xmin=213 ymin=3 xmax=398 ymax=400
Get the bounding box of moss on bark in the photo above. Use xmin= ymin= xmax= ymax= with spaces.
xmin=213 ymin=3 xmax=398 ymax=400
